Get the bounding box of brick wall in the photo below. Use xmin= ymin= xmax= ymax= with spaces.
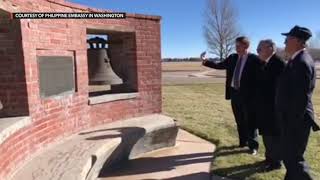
xmin=0 ymin=19 xmax=29 ymax=117
xmin=0 ymin=0 xmax=162 ymax=179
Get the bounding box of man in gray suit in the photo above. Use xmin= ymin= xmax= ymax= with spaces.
xmin=276 ymin=25 xmax=320 ymax=180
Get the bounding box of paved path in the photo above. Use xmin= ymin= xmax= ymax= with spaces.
xmin=100 ymin=129 xmax=221 ymax=180
xmin=162 ymin=70 xmax=225 ymax=85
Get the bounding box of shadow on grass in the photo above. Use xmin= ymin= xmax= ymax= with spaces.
xmin=212 ymin=161 xmax=267 ymax=180
xmin=179 ymin=126 xmax=221 ymax=146
xmin=141 ymin=172 xmax=211 ymax=180
xmin=211 ymin=144 xmax=271 ymax=180
xmin=213 ymin=146 xmax=251 ymax=159
xmin=179 ymin=126 xmax=269 ymax=179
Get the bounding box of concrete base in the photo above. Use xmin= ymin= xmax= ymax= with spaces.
xmin=11 ymin=114 xmax=178 ymax=180
xmin=100 ymin=129 xmax=216 ymax=180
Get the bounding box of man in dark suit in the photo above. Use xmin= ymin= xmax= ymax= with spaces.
xmin=276 ymin=26 xmax=320 ymax=180
xmin=256 ymin=39 xmax=285 ymax=171
xmin=201 ymin=36 xmax=260 ymax=155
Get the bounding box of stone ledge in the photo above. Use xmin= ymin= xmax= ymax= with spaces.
xmin=89 ymin=92 xmax=138 ymax=105
xmin=0 ymin=116 xmax=31 ymax=145
xmin=12 ymin=136 xmax=121 ymax=180
xmin=11 ymin=114 xmax=178 ymax=180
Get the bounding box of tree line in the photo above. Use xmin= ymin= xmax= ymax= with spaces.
xmin=162 ymin=48 xmax=320 ymax=62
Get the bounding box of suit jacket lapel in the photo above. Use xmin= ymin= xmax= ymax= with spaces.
xmin=241 ymin=53 xmax=251 ymax=76
xmin=266 ymin=54 xmax=277 ymax=69
xmin=231 ymin=54 xmax=239 ymax=69
xmin=291 ymin=50 xmax=305 ymax=64
xmin=268 ymin=54 xmax=276 ymax=65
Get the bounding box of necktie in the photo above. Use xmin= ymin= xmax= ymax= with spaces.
xmin=233 ymin=56 xmax=242 ymax=89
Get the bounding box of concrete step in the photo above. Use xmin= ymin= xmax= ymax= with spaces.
xmin=100 ymin=129 xmax=216 ymax=180
xmin=0 ymin=116 xmax=31 ymax=145
xmin=11 ymin=114 xmax=178 ymax=180
xmin=12 ymin=136 xmax=121 ymax=180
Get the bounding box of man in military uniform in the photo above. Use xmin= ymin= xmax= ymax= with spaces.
xmin=276 ymin=26 xmax=320 ymax=180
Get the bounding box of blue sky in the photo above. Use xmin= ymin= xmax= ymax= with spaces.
xmin=70 ymin=0 xmax=320 ymax=58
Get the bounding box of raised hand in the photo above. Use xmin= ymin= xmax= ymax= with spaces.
xmin=200 ymin=51 xmax=206 ymax=60
xmin=200 ymin=51 xmax=208 ymax=66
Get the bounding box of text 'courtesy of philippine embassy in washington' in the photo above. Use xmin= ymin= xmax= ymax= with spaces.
xmin=13 ymin=12 xmax=126 ymax=19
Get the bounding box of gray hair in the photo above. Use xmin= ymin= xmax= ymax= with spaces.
xmin=259 ymin=39 xmax=277 ymax=53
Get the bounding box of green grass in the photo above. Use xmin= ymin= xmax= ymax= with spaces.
xmin=162 ymin=83 xmax=320 ymax=180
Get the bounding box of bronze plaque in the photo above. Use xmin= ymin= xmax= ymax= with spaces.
xmin=38 ymin=56 xmax=75 ymax=98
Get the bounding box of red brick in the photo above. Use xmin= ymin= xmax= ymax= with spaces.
xmin=0 ymin=0 xmax=162 ymax=179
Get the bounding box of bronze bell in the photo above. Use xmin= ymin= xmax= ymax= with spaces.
xmin=87 ymin=37 xmax=123 ymax=85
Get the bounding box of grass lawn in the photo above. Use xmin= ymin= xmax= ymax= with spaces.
xmin=162 ymin=62 xmax=208 ymax=72
xmin=162 ymin=83 xmax=320 ymax=180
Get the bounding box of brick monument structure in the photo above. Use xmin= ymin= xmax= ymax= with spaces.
xmin=0 ymin=1 xmax=172 ymax=179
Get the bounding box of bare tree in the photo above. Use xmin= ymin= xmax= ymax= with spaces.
xmin=203 ymin=0 xmax=240 ymax=60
